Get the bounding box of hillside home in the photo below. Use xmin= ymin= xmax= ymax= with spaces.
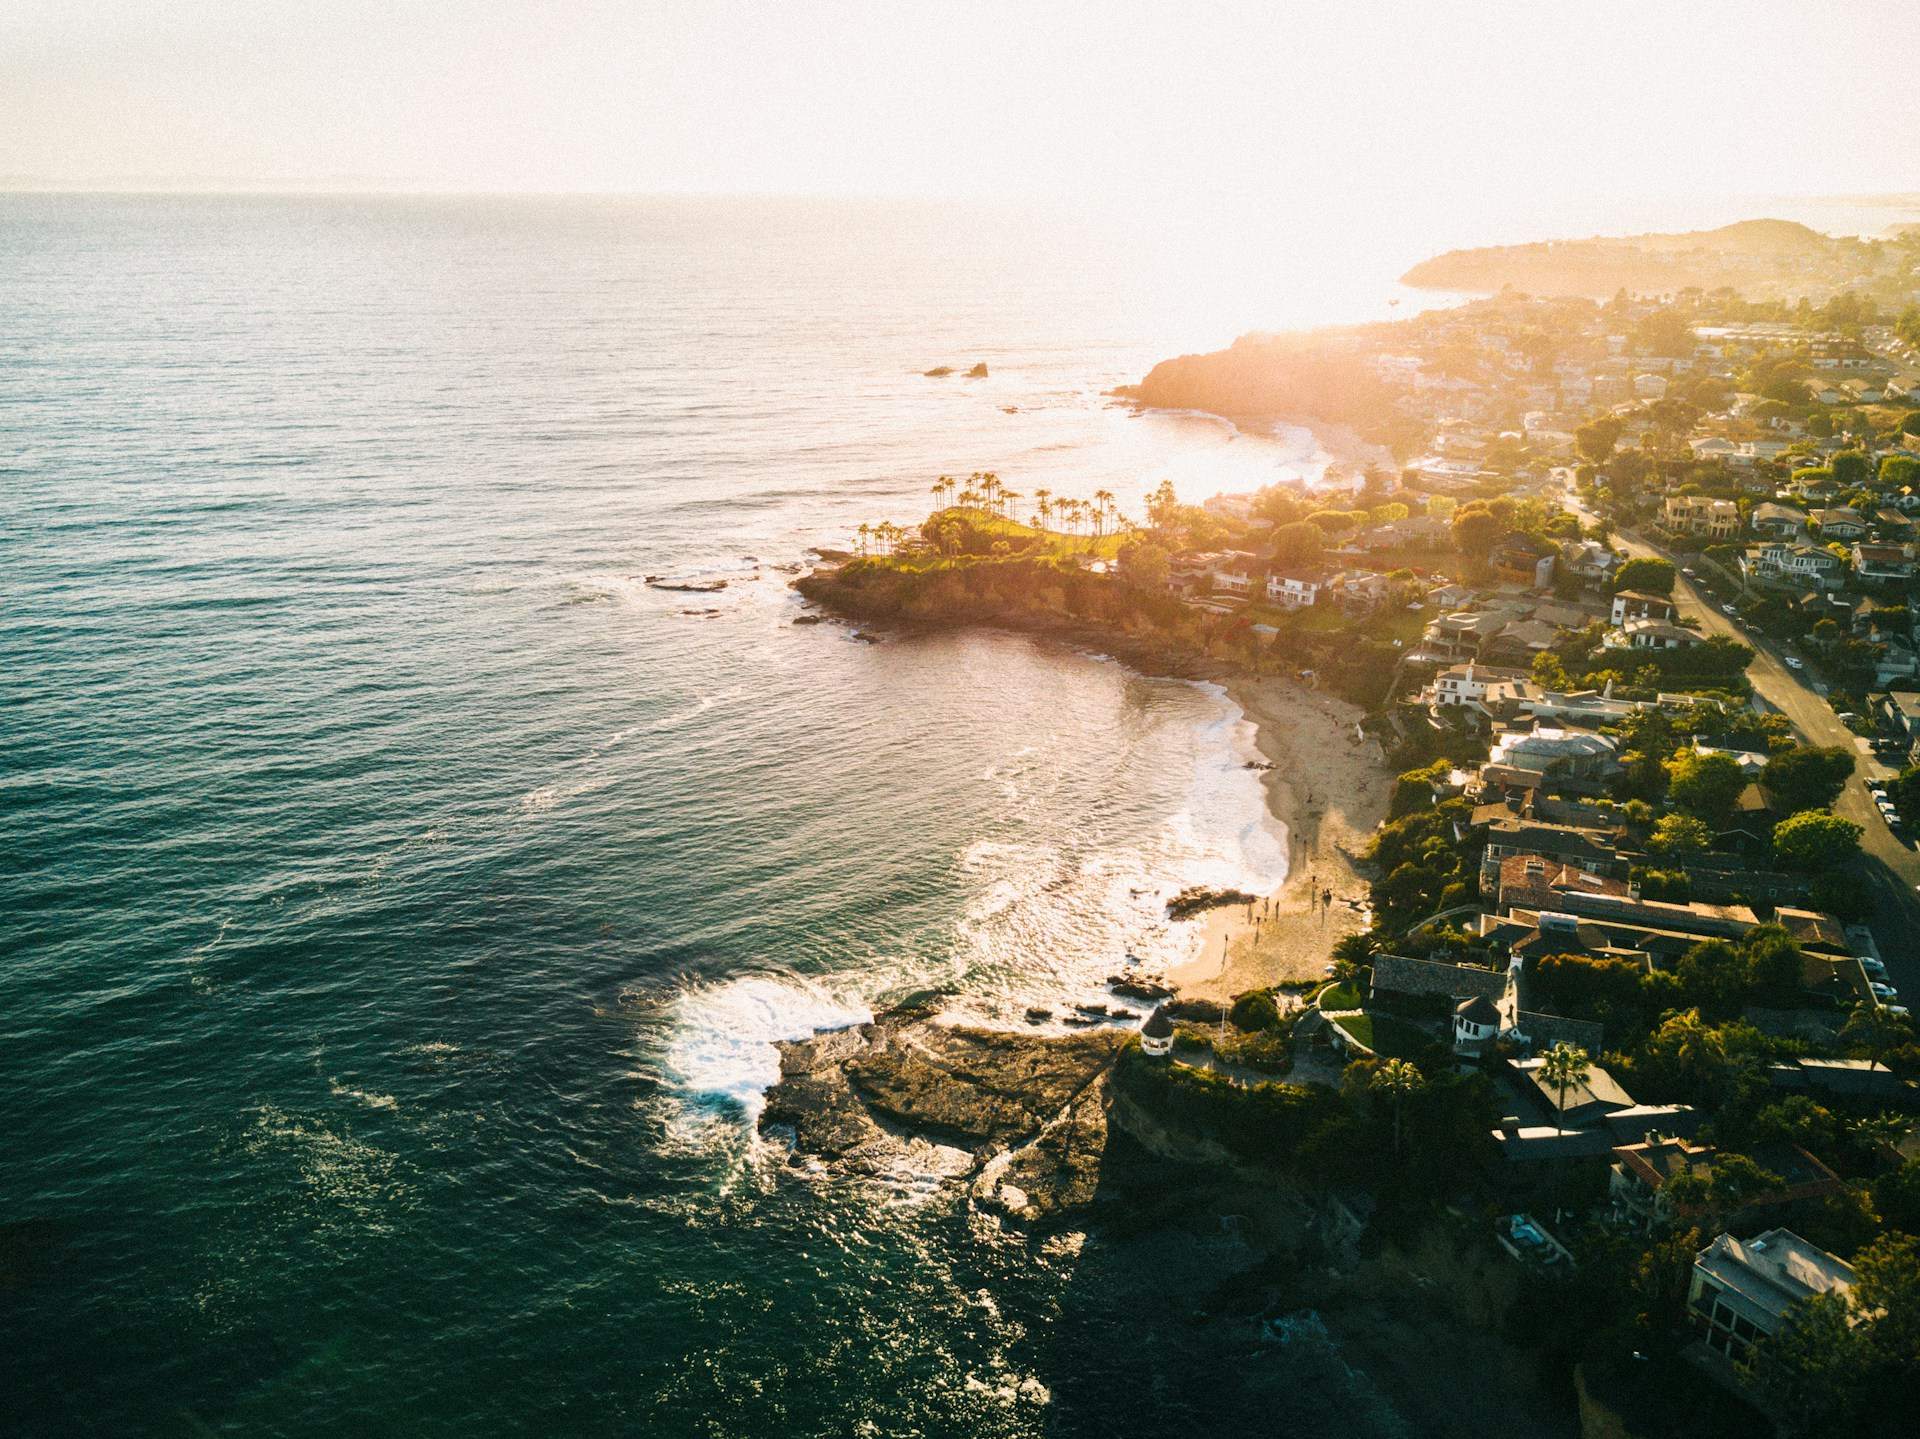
xmin=1852 ymin=543 xmax=1917 ymax=582
xmin=1688 ymin=1229 xmax=1854 ymax=1368
xmin=1813 ymin=507 xmax=1867 ymax=541
xmin=1265 ymin=573 xmax=1321 ymax=609
xmin=1749 ymin=501 xmax=1808 ymax=539
xmin=1611 ymin=617 xmax=1703 ymax=650
xmin=1662 ymin=495 xmax=1739 ymax=539
xmin=1610 ymin=590 xmax=1677 ymax=626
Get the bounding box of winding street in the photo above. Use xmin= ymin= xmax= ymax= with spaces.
xmin=1569 ymin=494 xmax=1920 ymax=989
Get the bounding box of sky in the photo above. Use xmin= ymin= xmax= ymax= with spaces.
xmin=4 ymin=1 xmax=1917 ymax=228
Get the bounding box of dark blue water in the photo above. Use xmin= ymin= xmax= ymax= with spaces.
xmin=2 ymin=195 xmax=1356 ymax=1435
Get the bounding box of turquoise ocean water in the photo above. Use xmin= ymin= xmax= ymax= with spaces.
xmin=6 ymin=192 xmax=1910 ymax=1435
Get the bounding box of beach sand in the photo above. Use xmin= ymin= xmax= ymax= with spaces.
xmin=1166 ymin=674 xmax=1390 ymax=1003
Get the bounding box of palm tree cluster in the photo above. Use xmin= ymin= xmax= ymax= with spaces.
xmin=854 ymin=520 xmax=909 ymax=556
xmin=928 ymin=472 xmax=1129 ymax=539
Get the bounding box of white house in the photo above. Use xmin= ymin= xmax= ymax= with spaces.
xmin=1611 ymin=590 xmax=1677 ymax=627
xmin=1266 ymin=573 xmax=1321 ymax=609
xmin=1452 ymin=995 xmax=1501 ymax=1059
xmin=1610 ymin=617 xmax=1704 ymax=651
xmin=1431 ymin=662 xmax=1530 ymax=707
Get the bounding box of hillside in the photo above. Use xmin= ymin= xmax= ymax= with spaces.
xmin=1401 ymin=218 xmax=1884 ymax=299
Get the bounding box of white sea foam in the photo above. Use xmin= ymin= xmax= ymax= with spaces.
xmin=665 ymin=973 xmax=872 ymax=1122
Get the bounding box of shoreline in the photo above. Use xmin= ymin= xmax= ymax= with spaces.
xmin=1166 ymin=673 xmax=1388 ymax=1002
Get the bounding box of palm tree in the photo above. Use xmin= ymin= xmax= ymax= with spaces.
xmin=1000 ymin=489 xmax=1022 ymax=525
xmin=932 ymin=479 xmax=950 ymax=511
xmin=1539 ymin=1042 xmax=1591 ymax=1137
xmin=856 ymin=522 xmax=871 ymax=557
xmin=1370 ymin=1058 xmax=1426 ymax=1158
xmin=1093 ymin=489 xmax=1116 ymax=540
xmin=1033 ymin=488 xmax=1052 ymax=530
xmin=1843 ymin=1001 xmax=1914 ymax=1074
xmin=959 ymin=486 xmax=981 ymax=509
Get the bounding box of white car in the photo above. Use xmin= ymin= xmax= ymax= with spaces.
xmin=1863 ymin=957 xmax=1888 ymax=976
xmin=1889 ymin=1005 xmax=1912 ymax=1018
xmin=1721 ymin=604 xmax=1737 ymax=616
xmin=1785 ymin=657 xmax=1804 ymax=670
xmin=1871 ymin=981 xmax=1899 ymax=999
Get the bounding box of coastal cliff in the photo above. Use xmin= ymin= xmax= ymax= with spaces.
xmin=1126 ymin=329 xmax=1395 ymax=429
xmin=757 ymin=1003 xmax=1579 ymax=1437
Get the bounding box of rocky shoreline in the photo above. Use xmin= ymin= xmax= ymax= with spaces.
xmin=759 ymin=998 xmax=1128 ymax=1225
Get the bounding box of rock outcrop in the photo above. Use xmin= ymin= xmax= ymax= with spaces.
xmin=1165 ymin=885 xmax=1258 ymax=920
xmin=759 ymin=1002 xmax=1125 ymax=1224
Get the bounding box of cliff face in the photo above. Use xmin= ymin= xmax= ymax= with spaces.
xmin=1130 ymin=332 xmax=1392 ymax=424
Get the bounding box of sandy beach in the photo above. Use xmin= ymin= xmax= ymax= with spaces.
xmin=1166 ymin=673 xmax=1391 ymax=1002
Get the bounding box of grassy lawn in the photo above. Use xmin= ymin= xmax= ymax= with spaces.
xmin=1333 ymin=1011 xmax=1434 ymax=1059
xmin=1318 ymin=982 xmax=1363 ymax=1011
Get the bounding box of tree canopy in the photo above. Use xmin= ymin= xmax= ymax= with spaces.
xmin=1611 ymin=556 xmax=1675 ymax=596
xmin=1772 ymin=809 xmax=1864 ymax=872
xmin=1664 ymin=751 xmax=1747 ymax=824
xmin=1762 ymin=745 xmax=1856 ymax=814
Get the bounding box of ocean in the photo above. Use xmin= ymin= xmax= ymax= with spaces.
xmin=4 ymin=191 xmax=1910 ymax=1436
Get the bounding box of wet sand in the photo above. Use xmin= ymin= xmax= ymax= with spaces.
xmin=1167 ymin=674 xmax=1389 ymax=1002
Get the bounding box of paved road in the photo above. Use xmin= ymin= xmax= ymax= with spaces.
xmin=1577 ymin=503 xmax=1920 ymax=990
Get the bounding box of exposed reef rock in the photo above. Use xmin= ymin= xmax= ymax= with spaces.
xmin=759 ymin=1003 xmax=1125 ymax=1224
xmin=966 ymin=362 xmax=989 ymax=378
xmin=1165 ymin=885 xmax=1258 ymax=920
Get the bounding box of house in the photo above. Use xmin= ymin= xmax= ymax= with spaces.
xmin=1691 ymin=735 xmax=1770 ymax=777
xmin=1688 ymin=1229 xmax=1854 ymax=1367
xmin=1610 ymin=617 xmax=1702 ymax=650
xmin=1742 ymin=542 xmax=1844 ymax=589
xmin=1559 ymin=539 xmax=1619 ymax=585
xmin=1851 ymin=543 xmax=1917 ymax=582
xmin=1210 ymin=551 xmax=1260 ymax=596
xmin=1813 ymin=507 xmax=1868 ymax=541
xmin=1750 ymin=502 xmax=1808 ymax=539
xmin=1610 ymin=1134 xmax=1716 ymax=1230
xmin=1524 ymin=889 xmax=1759 ymax=943
xmin=1632 ymin=372 xmax=1669 ymax=399
xmin=1610 ymin=589 xmax=1677 ymax=626
xmin=1662 ymin=495 xmax=1739 ymax=539
xmin=1489 ymin=532 xmax=1557 ymax=588
xmin=1514 ymin=1055 xmax=1635 ymax=1128
xmin=1486 ymin=728 xmax=1622 ymax=787
xmin=1326 ymin=570 xmax=1391 ymax=613
xmin=1876 ymin=639 xmax=1920 ymax=687
xmin=1496 ymin=854 xmax=1631 ymax=913
xmin=1453 ymin=994 xmax=1502 ymax=1059
xmin=1266 ymin=572 xmax=1321 ymax=609
xmin=1431 ymin=662 xmax=1531 ymax=708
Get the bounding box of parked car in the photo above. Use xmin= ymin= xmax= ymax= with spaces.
xmin=1785 ymin=657 xmax=1805 ymax=670
xmin=1871 ymin=982 xmax=1899 ymax=999
xmin=1721 ymin=604 xmax=1737 ymax=616
xmin=1889 ymin=1005 xmax=1912 ymax=1018
xmin=1869 ymin=779 xmax=1888 ymax=794
xmin=1863 ymin=957 xmax=1888 ymax=976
